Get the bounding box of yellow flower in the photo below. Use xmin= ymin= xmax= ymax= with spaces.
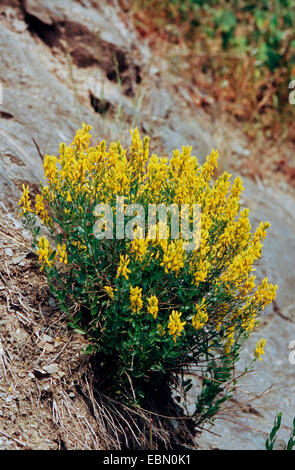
xmin=43 ymin=154 xmax=58 ymax=184
xmin=129 ymin=128 xmax=150 ymax=181
xmin=36 ymin=236 xmax=53 ymax=271
xmin=145 ymin=154 xmax=169 ymax=201
xmin=254 ymin=338 xmax=267 ymax=361
xmin=130 ymin=285 xmax=143 ymax=314
xmin=168 ymin=310 xmax=186 ymax=342
xmin=73 ymin=122 xmax=92 ymax=150
xmin=130 ymin=227 xmax=149 ymax=261
xmin=116 ymin=255 xmax=131 ymax=280
xmin=147 ymin=295 xmax=158 ymax=319
xmin=224 ymin=326 xmax=235 ymax=354
xmin=66 ymin=191 xmax=72 ymax=203
xmin=72 ymin=240 xmax=87 ymax=252
xmin=56 ymin=243 xmax=67 ymax=264
xmin=199 ymin=148 xmax=219 ymax=182
xmin=161 ymin=240 xmax=184 ymax=275
xmin=193 ymin=259 xmax=210 ymax=286
xmin=192 ymin=299 xmax=208 ymax=330
xmin=104 ymin=285 xmax=114 ymax=300
xmin=35 ymin=194 xmax=50 ymax=225
xmin=18 ymin=184 xmax=31 ymax=214
xmin=253 ymin=278 xmax=277 ymax=310
xmin=230 ymin=176 xmax=244 ymax=198
xmin=35 ymin=194 xmax=45 ymax=213
xmin=241 ymin=305 xmax=257 ymax=331
xmin=241 ymin=274 xmax=256 ymax=295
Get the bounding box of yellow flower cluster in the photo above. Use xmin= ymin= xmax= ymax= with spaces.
xmin=116 ymin=255 xmax=131 ymax=280
xmin=19 ymin=124 xmax=277 ymax=357
xmin=161 ymin=240 xmax=184 ymax=275
xmin=18 ymin=184 xmax=31 ymax=214
xmin=56 ymin=243 xmax=68 ymax=265
xmin=35 ymin=194 xmax=50 ymax=225
xmin=157 ymin=324 xmax=165 ymax=336
xmin=130 ymin=237 xmax=149 ymax=261
xmin=130 ymin=286 xmax=143 ymax=314
xmin=144 ymin=155 xmax=169 ymax=201
xmin=168 ymin=310 xmax=186 ymax=342
xmin=224 ymin=326 xmax=235 ymax=354
xmin=43 ymin=155 xmax=58 ymax=185
xmin=36 ymin=236 xmax=53 ymax=271
xmin=129 ymin=128 xmax=150 ymax=183
xmin=104 ymin=285 xmax=114 ymax=300
xmin=147 ymin=295 xmax=158 ymax=319
xmin=240 ymin=277 xmax=277 ymax=332
xmin=36 ymin=236 xmax=68 ymax=271
xmin=73 ymin=122 xmax=92 ymax=150
xmin=71 ymin=240 xmax=87 ymax=252
xmin=254 ymin=338 xmax=267 ymax=361
xmin=192 ymin=299 xmax=208 ymax=330
xmin=253 ymin=277 xmax=277 ymax=309
xmin=241 ymin=300 xmax=258 ymax=332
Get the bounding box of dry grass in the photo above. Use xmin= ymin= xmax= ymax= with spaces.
xmin=0 ymin=207 xmax=106 ymax=449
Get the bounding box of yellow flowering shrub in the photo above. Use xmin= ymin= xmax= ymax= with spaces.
xmin=19 ymin=124 xmax=277 ymax=425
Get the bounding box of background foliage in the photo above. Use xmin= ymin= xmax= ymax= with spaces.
xmin=126 ymin=0 xmax=295 ymax=134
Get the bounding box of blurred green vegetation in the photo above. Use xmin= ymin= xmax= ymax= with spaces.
xmin=137 ymin=0 xmax=295 ymax=72
xmin=128 ymin=0 xmax=295 ymax=134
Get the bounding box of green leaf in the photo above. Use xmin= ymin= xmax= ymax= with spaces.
xmin=73 ymin=328 xmax=86 ymax=335
xmin=217 ymin=10 xmax=237 ymax=33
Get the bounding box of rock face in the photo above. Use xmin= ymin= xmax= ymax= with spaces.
xmin=0 ymin=5 xmax=97 ymax=206
xmin=1 ymin=0 xmax=295 ymax=450
xmin=22 ymin=0 xmax=146 ymax=89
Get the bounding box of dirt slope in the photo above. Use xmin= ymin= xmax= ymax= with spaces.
xmin=0 ymin=210 xmax=104 ymax=449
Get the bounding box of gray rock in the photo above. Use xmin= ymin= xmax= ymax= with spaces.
xmin=22 ymin=0 xmax=148 ymax=85
xmin=0 ymin=22 xmax=98 ymax=208
xmin=48 ymin=297 xmax=57 ymax=308
xmin=148 ymin=87 xmax=174 ymax=120
xmin=5 ymin=248 xmax=13 ymax=257
xmin=43 ymin=363 xmax=59 ymax=375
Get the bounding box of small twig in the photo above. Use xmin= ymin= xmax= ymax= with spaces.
xmin=32 ymin=138 xmax=44 ymax=163
xmin=273 ymin=300 xmax=294 ymax=324
xmin=46 ymin=337 xmax=72 ymax=365
xmin=0 ymin=430 xmax=26 ymax=447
